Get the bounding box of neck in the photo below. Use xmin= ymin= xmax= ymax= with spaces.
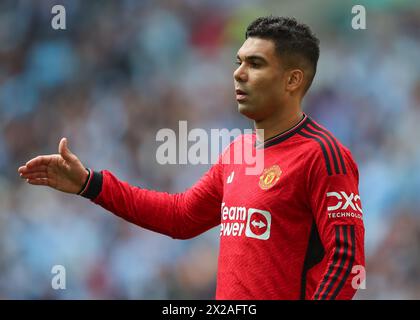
xmin=254 ymin=106 xmax=303 ymax=142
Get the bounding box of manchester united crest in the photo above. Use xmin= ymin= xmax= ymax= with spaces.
xmin=259 ymin=165 xmax=282 ymax=190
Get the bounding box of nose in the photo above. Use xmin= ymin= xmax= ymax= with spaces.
xmin=233 ymin=64 xmax=248 ymax=83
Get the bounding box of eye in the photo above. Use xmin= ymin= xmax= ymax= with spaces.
xmin=250 ymin=62 xmax=260 ymax=68
xmin=235 ymin=60 xmax=242 ymax=66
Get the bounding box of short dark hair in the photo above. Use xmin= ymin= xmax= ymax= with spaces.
xmin=246 ymin=16 xmax=320 ymax=94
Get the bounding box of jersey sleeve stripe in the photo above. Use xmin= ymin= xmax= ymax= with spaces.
xmin=320 ymin=225 xmax=350 ymax=299
xmin=330 ymin=225 xmax=356 ymax=299
xmin=315 ymin=225 xmax=356 ymax=300
xmin=314 ymin=225 xmax=341 ymax=299
xmin=304 ymin=125 xmax=341 ymax=175
xmin=307 ymin=119 xmax=347 ymax=174
xmin=298 ymin=130 xmax=332 ymax=176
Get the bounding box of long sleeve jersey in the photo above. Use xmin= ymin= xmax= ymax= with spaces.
xmin=80 ymin=114 xmax=365 ymax=300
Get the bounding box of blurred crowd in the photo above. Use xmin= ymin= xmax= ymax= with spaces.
xmin=0 ymin=0 xmax=419 ymax=299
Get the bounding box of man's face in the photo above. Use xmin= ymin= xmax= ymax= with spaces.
xmin=234 ymin=37 xmax=287 ymax=121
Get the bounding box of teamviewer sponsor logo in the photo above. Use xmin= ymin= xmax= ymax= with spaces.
xmin=245 ymin=208 xmax=271 ymax=240
xmin=220 ymin=204 xmax=271 ymax=240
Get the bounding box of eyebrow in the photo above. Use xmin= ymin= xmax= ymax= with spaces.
xmin=236 ymin=54 xmax=267 ymax=63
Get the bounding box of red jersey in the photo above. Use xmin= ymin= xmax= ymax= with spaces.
xmin=80 ymin=114 xmax=365 ymax=300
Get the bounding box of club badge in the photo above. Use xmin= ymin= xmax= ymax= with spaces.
xmin=259 ymin=164 xmax=282 ymax=190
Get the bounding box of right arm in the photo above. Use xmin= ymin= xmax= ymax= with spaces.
xmin=18 ymin=138 xmax=224 ymax=239
xmin=81 ymin=166 xmax=223 ymax=239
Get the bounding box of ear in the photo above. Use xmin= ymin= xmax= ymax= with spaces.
xmin=285 ymin=69 xmax=304 ymax=93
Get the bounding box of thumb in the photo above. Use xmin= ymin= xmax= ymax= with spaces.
xmin=59 ymin=137 xmax=75 ymax=161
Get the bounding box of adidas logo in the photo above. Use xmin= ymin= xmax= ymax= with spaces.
xmin=227 ymin=171 xmax=235 ymax=184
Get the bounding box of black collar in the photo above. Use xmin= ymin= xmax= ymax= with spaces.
xmin=255 ymin=114 xmax=309 ymax=149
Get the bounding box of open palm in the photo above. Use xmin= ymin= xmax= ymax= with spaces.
xmin=18 ymin=138 xmax=88 ymax=194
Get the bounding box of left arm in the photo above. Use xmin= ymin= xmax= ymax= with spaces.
xmin=308 ymin=148 xmax=365 ymax=300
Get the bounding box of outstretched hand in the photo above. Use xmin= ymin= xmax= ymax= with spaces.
xmin=18 ymin=138 xmax=89 ymax=194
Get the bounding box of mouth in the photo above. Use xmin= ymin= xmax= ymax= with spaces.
xmin=235 ymin=89 xmax=248 ymax=102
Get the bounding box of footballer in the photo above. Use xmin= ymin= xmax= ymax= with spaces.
xmin=18 ymin=16 xmax=365 ymax=300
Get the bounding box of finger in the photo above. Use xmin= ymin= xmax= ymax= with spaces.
xmin=26 ymin=178 xmax=49 ymax=186
xmin=18 ymin=166 xmax=27 ymax=174
xmin=26 ymin=155 xmax=53 ymax=169
xmin=18 ymin=164 xmax=48 ymax=174
xmin=59 ymin=137 xmax=74 ymax=162
xmin=58 ymin=137 xmax=65 ymax=155
xmin=20 ymin=172 xmax=48 ymax=180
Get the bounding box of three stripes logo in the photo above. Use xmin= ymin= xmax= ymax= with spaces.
xmin=298 ymin=119 xmax=347 ymax=176
xmin=314 ymin=225 xmax=356 ymax=300
xmin=227 ymin=171 xmax=234 ymax=184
